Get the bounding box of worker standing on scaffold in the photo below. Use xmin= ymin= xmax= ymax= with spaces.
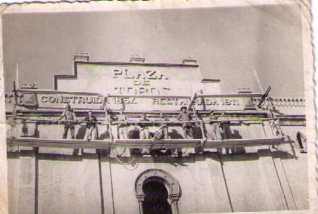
xmin=178 ymin=106 xmax=193 ymax=139
xmin=209 ymin=110 xmax=222 ymax=140
xmin=117 ymin=109 xmax=128 ymax=139
xmin=59 ymin=104 xmax=77 ymax=139
xmin=139 ymin=114 xmax=150 ymax=139
xmin=83 ymin=111 xmax=98 ymax=141
xmin=146 ymin=124 xmax=168 ymax=156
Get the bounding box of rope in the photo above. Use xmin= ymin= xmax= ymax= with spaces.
xmin=115 ymin=147 xmax=127 ymax=157
xmin=114 ymin=147 xmax=137 ymax=165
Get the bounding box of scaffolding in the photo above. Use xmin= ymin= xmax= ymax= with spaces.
xmin=6 ymin=88 xmax=296 ymax=158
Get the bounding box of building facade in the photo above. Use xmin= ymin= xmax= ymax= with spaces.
xmin=5 ymin=56 xmax=307 ymax=214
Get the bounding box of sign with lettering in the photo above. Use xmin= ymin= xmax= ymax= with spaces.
xmin=3 ymin=62 xmax=261 ymax=111
xmin=105 ymin=96 xmax=253 ymax=111
xmin=57 ymin=63 xmax=221 ymax=97
xmin=37 ymin=94 xmax=103 ymax=109
xmin=6 ymin=90 xmax=257 ymax=111
xmin=11 ymin=91 xmax=105 ymax=110
xmin=2 ymin=62 xmax=261 ymax=112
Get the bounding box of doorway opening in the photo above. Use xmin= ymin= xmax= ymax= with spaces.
xmin=135 ymin=169 xmax=181 ymax=214
xmin=142 ymin=179 xmax=172 ymax=214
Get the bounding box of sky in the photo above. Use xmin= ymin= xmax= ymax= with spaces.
xmin=2 ymin=4 xmax=304 ymax=97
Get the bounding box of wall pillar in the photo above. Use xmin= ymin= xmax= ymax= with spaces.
xmin=138 ymin=201 xmax=144 ymax=214
xmin=170 ymin=199 xmax=179 ymax=214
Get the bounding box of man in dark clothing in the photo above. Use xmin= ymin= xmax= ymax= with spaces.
xmin=83 ymin=111 xmax=98 ymax=141
xmin=178 ymin=106 xmax=193 ymax=139
xmin=59 ymin=104 xmax=76 ymax=139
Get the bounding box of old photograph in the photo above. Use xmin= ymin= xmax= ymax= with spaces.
xmin=0 ymin=1 xmax=315 ymax=214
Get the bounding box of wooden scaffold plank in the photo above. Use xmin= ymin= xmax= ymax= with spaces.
xmin=7 ymin=137 xmax=291 ymax=150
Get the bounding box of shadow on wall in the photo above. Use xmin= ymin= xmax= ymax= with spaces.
xmin=100 ymin=130 xmax=111 ymax=140
xmin=22 ymin=122 xmax=40 ymax=138
xmin=168 ymin=129 xmax=183 ymax=139
xmin=76 ymin=125 xmax=86 ymax=139
xmin=220 ymin=125 xmax=246 ymax=155
xmin=129 ymin=128 xmax=140 ymax=139
xmin=231 ymin=129 xmax=246 ymax=155
xmin=193 ymin=127 xmax=203 ymax=139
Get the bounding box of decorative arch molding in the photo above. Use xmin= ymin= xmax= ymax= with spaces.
xmin=135 ymin=169 xmax=181 ymax=214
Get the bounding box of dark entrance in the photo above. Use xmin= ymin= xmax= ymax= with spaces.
xmin=142 ymin=180 xmax=172 ymax=214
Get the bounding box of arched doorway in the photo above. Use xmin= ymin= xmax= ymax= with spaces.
xmin=142 ymin=178 xmax=172 ymax=214
xmin=135 ymin=169 xmax=181 ymax=214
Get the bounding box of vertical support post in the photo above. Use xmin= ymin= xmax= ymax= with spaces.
xmin=200 ymin=121 xmax=206 ymax=140
xmin=16 ymin=63 xmax=19 ymax=90
xmin=290 ymin=141 xmax=297 ymax=159
xmin=116 ymin=124 xmax=119 ymax=140
xmin=163 ymin=125 xmax=168 ymax=139
xmin=22 ymin=120 xmax=28 ymax=136
xmin=104 ymin=104 xmax=113 ymax=141
xmin=170 ymin=199 xmax=179 ymax=214
xmin=12 ymin=81 xmax=18 ymax=139
xmin=138 ymin=201 xmax=144 ymax=214
xmin=199 ymin=121 xmax=206 ymax=153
